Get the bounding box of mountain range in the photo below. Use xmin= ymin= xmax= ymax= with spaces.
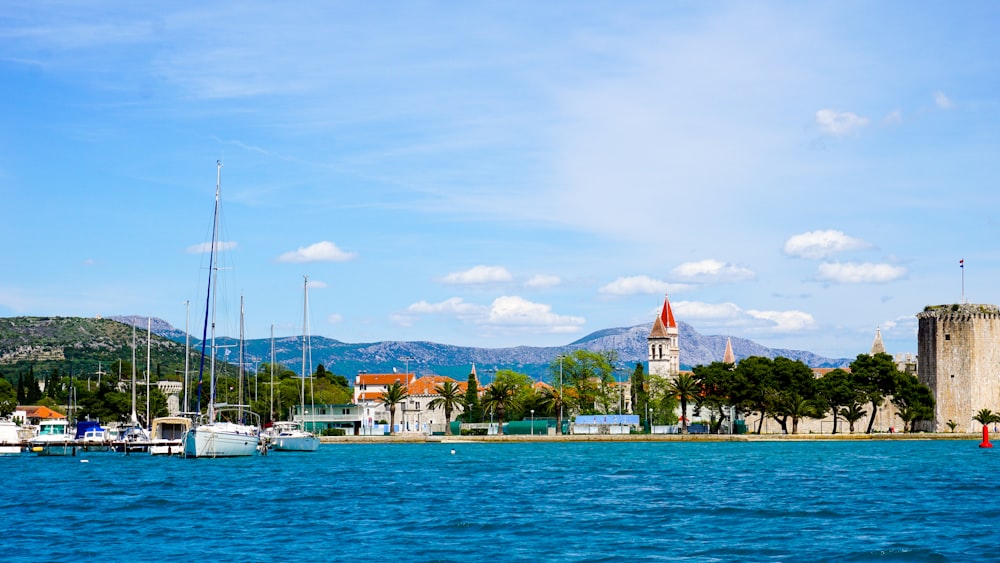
xmin=106 ymin=315 xmax=851 ymax=381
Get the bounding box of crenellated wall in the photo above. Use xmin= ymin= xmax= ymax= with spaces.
xmin=917 ymin=304 xmax=1000 ymax=432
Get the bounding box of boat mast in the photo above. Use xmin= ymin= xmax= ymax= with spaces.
xmin=195 ymin=161 xmax=222 ymax=415
xmin=270 ymin=323 xmax=275 ymax=424
xmin=184 ymin=300 xmax=190 ymax=412
xmin=239 ymin=293 xmax=245 ymax=418
xmin=208 ymin=161 xmax=222 ymax=423
xmin=146 ymin=316 xmax=152 ymax=427
xmin=131 ymin=320 xmax=138 ymax=425
xmin=301 ymin=275 xmax=308 ymax=426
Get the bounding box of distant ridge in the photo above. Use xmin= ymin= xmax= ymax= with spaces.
xmin=108 ymin=316 xmax=850 ymax=381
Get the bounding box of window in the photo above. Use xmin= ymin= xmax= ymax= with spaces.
xmin=945 ymin=334 xmax=950 ymax=341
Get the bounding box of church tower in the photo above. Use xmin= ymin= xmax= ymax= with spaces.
xmin=648 ymin=294 xmax=679 ymax=378
xmin=870 ymin=327 xmax=886 ymax=355
xmin=722 ymin=337 xmax=736 ymax=365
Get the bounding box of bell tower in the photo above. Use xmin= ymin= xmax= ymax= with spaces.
xmin=648 ymin=294 xmax=679 ymax=377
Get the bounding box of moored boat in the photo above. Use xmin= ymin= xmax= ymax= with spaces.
xmin=0 ymin=418 xmax=22 ymax=454
xmin=30 ymin=419 xmax=73 ymax=456
xmin=149 ymin=415 xmax=192 ymax=456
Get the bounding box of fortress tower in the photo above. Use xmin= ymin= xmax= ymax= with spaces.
xmin=917 ymin=303 xmax=1000 ymax=432
xmin=648 ymin=294 xmax=679 ymax=378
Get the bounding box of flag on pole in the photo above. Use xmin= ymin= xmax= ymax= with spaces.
xmin=960 ymin=259 xmax=964 ymax=269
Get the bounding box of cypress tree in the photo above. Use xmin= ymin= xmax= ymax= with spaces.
xmin=464 ymin=373 xmax=481 ymax=423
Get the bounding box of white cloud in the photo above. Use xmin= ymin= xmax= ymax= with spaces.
xmin=934 ymin=91 xmax=953 ymax=110
xmin=486 ymin=296 xmax=585 ymax=332
xmin=673 ymin=300 xmax=816 ymax=333
xmin=276 ymin=241 xmax=356 ymax=263
xmin=816 ymin=262 xmax=907 ymax=284
xmin=441 ymin=265 xmax=512 ymax=285
xmin=307 ymin=279 xmax=328 ymax=289
xmin=524 ymin=274 xmax=561 ymax=289
xmin=402 ymin=295 xmax=584 ymax=334
xmin=406 ymin=297 xmax=485 ymax=317
xmin=671 ymin=259 xmax=755 ymax=283
xmin=784 ymin=230 xmax=869 ymax=259
xmin=674 ymin=301 xmax=743 ymax=319
xmin=815 ymin=109 xmax=870 ymax=136
xmin=186 ymin=240 xmax=238 ymax=254
xmin=746 ymin=309 xmax=817 ymax=331
xmin=326 ymin=313 xmax=343 ymax=324
xmin=599 ymin=275 xmax=670 ymax=295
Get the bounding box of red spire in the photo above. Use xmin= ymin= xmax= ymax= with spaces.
xmin=660 ymin=294 xmax=677 ymax=329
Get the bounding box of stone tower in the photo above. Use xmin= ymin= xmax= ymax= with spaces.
xmin=870 ymin=327 xmax=885 ymax=355
xmin=648 ymin=294 xmax=679 ymax=378
xmin=916 ymin=303 xmax=1000 ymax=432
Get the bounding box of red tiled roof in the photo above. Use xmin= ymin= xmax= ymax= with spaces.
xmin=408 ymin=375 xmax=467 ymax=396
xmin=19 ymin=405 xmax=66 ymax=419
xmin=355 ymin=373 xmax=415 ymax=386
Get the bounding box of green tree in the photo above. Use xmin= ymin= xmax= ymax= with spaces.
xmin=427 ymin=380 xmax=465 ymax=435
xmin=816 ymin=368 xmax=854 ymax=434
xmin=850 ymin=352 xmax=901 ymax=434
xmin=0 ymin=379 xmax=16 ymax=417
xmin=378 ymin=381 xmax=408 ymax=435
xmin=629 ymin=363 xmax=648 ymax=429
xmin=668 ymin=373 xmax=699 ymax=434
xmin=462 ymin=372 xmax=482 ymax=423
xmin=646 ymin=375 xmax=679 ymax=426
xmin=692 ymin=361 xmax=739 ymax=434
xmin=481 ymin=380 xmax=519 ymax=435
xmin=734 ymin=356 xmax=776 ymax=433
xmin=891 ymin=372 xmax=934 ymax=432
xmin=538 ymin=385 xmax=567 ymax=435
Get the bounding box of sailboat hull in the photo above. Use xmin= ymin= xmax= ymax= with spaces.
xmin=270 ymin=432 xmax=320 ymax=452
xmin=183 ymin=423 xmax=260 ymax=458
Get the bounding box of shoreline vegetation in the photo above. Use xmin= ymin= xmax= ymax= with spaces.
xmin=319 ymin=432 xmax=980 ymax=444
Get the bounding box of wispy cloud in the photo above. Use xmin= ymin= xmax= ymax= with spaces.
xmin=186 ymin=241 xmax=238 ymax=254
xmin=934 ymin=91 xmax=953 ymax=109
xmin=815 ymin=109 xmax=870 ymax=136
xmin=441 ymin=265 xmax=512 ymax=285
xmin=671 ymin=259 xmax=755 ymax=283
xmin=784 ymin=230 xmax=869 ymax=259
xmin=276 ymin=241 xmax=356 ymax=263
xmin=524 ymin=274 xmax=561 ymax=289
xmin=816 ymin=262 xmax=907 ymax=284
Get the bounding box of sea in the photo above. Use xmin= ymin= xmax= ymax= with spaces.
xmin=2 ymin=439 xmax=996 ymax=562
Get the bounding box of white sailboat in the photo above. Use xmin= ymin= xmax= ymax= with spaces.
xmin=182 ymin=161 xmax=261 ymax=458
xmin=269 ymin=275 xmax=320 ymax=452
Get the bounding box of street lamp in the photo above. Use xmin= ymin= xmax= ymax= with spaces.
xmin=531 ymin=409 xmax=534 ymax=436
xmin=557 ymin=355 xmax=565 ymax=434
xmin=647 ymin=404 xmax=652 ymax=434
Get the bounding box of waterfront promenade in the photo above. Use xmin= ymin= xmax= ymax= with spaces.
xmin=320 ymin=431 xmax=979 ymax=444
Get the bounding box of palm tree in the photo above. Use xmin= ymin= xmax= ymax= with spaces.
xmin=378 ymin=381 xmax=408 ymax=435
xmin=481 ymin=380 xmax=518 ymax=436
xmin=973 ymin=408 xmax=996 ymax=428
xmin=839 ymin=402 xmax=866 ymax=434
xmin=946 ymin=419 xmax=958 ymax=433
xmin=668 ymin=374 xmax=699 ymax=434
xmin=784 ymin=393 xmax=816 ymax=435
xmin=538 ymin=385 xmax=566 ymax=435
xmin=427 ymin=380 xmax=464 ymax=435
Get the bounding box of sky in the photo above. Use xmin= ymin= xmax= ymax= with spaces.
xmin=2 ymin=1 xmax=999 ymax=360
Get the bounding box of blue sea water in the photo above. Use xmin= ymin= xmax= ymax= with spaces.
xmin=2 ymin=440 xmax=996 ymax=562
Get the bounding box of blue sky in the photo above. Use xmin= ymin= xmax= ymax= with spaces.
xmin=2 ymin=1 xmax=998 ymax=359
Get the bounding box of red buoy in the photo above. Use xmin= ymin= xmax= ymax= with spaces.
xmin=979 ymin=425 xmax=993 ymax=448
